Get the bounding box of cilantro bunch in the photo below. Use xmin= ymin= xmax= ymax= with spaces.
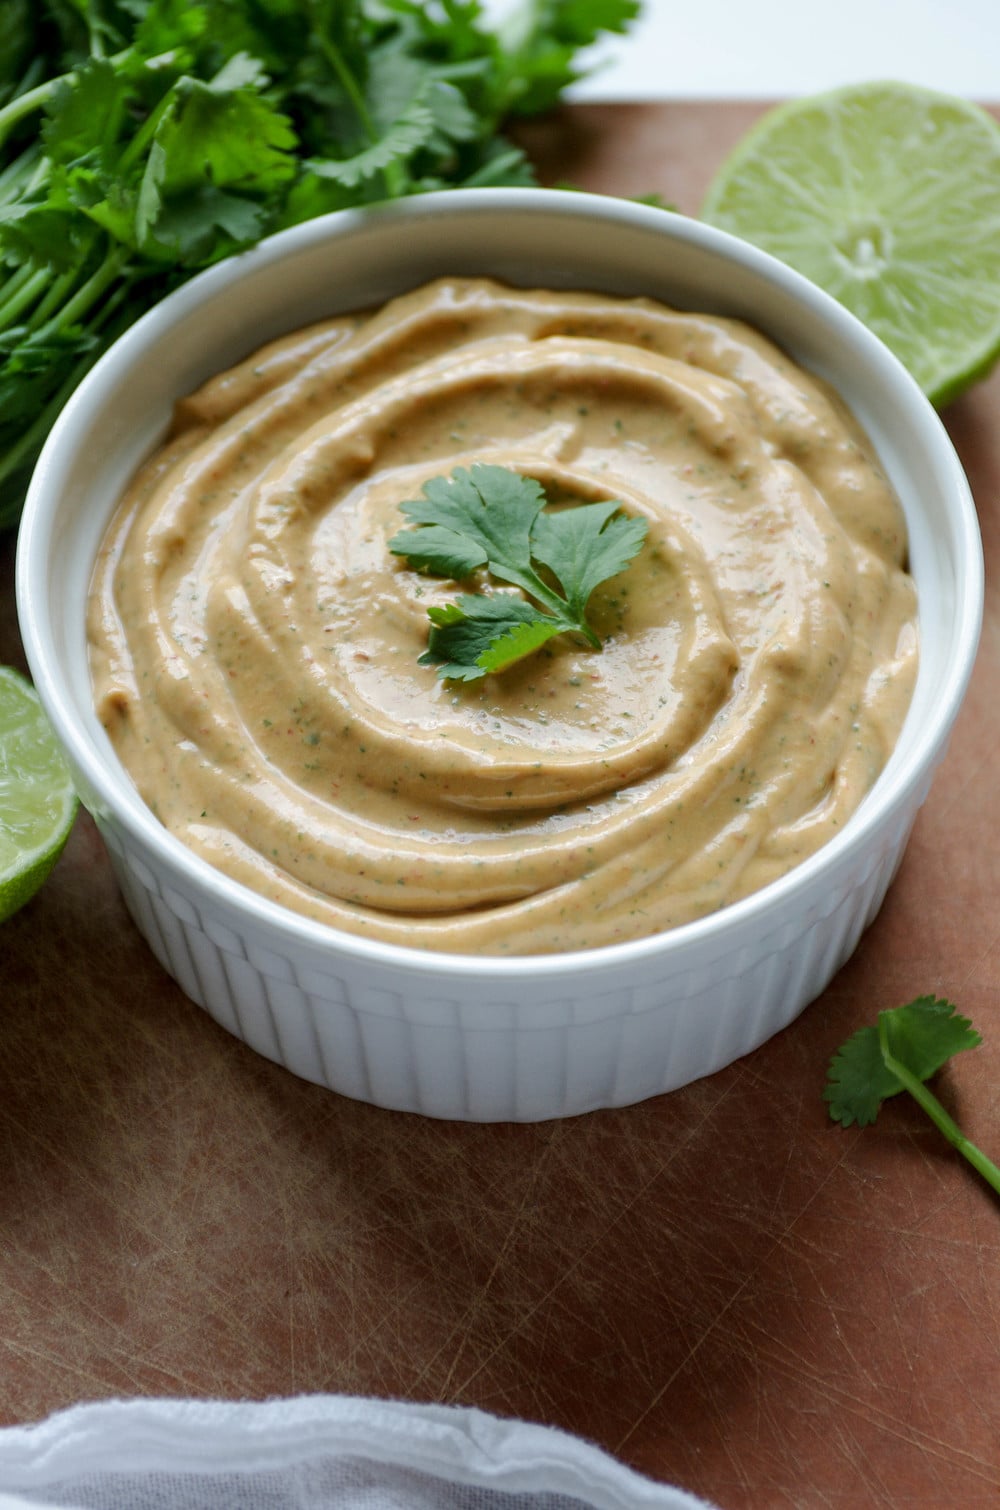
xmin=0 ymin=0 xmax=639 ymax=528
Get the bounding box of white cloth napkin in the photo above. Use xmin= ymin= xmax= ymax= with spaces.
xmin=0 ymin=1395 xmax=720 ymax=1510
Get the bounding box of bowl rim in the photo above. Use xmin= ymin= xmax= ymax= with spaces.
xmin=15 ymin=186 xmax=985 ymax=983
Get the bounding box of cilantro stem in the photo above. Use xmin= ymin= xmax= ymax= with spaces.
xmin=314 ymin=31 xmax=408 ymax=200
xmin=0 ymin=76 xmax=61 ymax=147
xmin=0 ymin=263 xmax=44 ymax=328
xmin=26 ymin=265 xmax=81 ymax=329
xmin=0 ymin=142 xmax=40 ymax=203
xmin=491 ymin=563 xmax=596 ymax=639
xmin=39 ymin=245 xmax=126 ymax=335
xmin=496 ymin=0 xmax=540 ymax=57
xmin=0 ymin=46 xmax=132 ymax=149
xmin=315 ymin=34 xmax=374 ymax=139
xmin=0 ymin=265 xmax=50 ymax=332
xmin=0 ymin=274 xmax=137 ymax=525
xmin=0 ymin=375 xmax=75 ymax=495
xmin=85 ymin=9 xmax=107 ymax=61
xmin=877 ymin=1015 xmax=1000 ymax=1196
xmin=6 ymin=56 xmax=47 ymax=109
xmin=116 ymin=87 xmax=175 ymax=177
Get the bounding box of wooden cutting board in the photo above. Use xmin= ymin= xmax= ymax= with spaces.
xmin=1 ymin=104 xmax=998 ymax=1509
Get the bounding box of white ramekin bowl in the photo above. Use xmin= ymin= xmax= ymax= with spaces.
xmin=16 ymin=189 xmax=982 ymax=1121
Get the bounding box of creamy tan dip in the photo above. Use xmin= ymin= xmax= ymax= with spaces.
xmin=88 ymin=278 xmax=918 ymax=955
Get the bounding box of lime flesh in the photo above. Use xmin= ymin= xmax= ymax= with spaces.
xmin=701 ymin=81 xmax=1000 ymax=407
xmin=0 ymin=666 xmax=77 ymax=922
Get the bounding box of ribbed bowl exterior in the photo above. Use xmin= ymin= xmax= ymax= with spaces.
xmin=96 ymin=796 xmax=921 ymax=1121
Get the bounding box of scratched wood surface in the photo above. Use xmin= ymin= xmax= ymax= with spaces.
xmin=2 ymin=104 xmax=999 ymax=1509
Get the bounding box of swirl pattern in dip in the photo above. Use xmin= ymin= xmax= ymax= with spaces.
xmin=88 ymin=278 xmax=918 ymax=955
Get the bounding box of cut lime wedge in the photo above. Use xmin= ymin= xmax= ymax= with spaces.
xmin=0 ymin=666 xmax=77 ymax=922
xmin=701 ymin=81 xmax=1000 ymax=407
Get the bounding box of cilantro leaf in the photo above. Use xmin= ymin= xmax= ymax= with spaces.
xmin=0 ymin=186 xmax=93 ymax=272
xmin=532 ymin=498 xmax=648 ymax=622
xmin=0 ymin=323 xmax=97 ymax=421
xmin=455 ymin=140 xmax=537 ymax=189
xmin=420 ymin=595 xmax=565 ymax=682
xmin=152 ymin=56 xmax=297 ymax=198
xmin=135 ymin=61 xmax=296 ymax=260
xmin=824 ymin=1021 xmax=898 ymax=1129
xmin=390 ymin=463 xmax=647 ymax=681
xmin=494 ymin=0 xmax=641 ymax=116
xmin=825 ymin=996 xmax=981 ymax=1127
xmin=825 ymin=996 xmax=1000 ymax=1198
xmin=304 ymin=112 xmax=432 ymax=190
xmin=394 ymin=465 xmax=547 ymax=588
xmin=41 ymin=57 xmax=132 ymax=164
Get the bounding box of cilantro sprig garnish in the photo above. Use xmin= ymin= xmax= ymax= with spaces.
xmin=825 ymin=996 xmax=1000 ymax=1197
xmin=0 ymin=0 xmax=639 ymax=527
xmin=388 ymin=463 xmax=648 ymax=682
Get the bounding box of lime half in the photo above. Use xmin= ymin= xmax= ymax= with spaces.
xmin=0 ymin=666 xmax=77 ymax=922
xmin=701 ymin=81 xmax=1000 ymax=407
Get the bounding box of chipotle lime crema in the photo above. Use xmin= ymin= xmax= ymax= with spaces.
xmin=88 ymin=278 xmax=918 ymax=956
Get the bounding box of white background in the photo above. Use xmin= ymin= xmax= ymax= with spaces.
xmin=482 ymin=0 xmax=998 ymax=100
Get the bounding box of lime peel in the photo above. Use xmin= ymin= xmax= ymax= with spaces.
xmin=701 ymin=81 xmax=1000 ymax=407
xmin=0 ymin=665 xmax=77 ymax=922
